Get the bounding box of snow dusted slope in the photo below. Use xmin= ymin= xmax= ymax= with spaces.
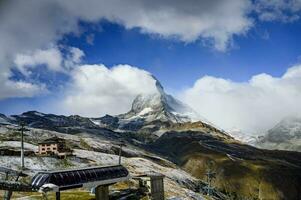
xmin=268 ymin=116 xmax=301 ymax=140
xmin=0 ymin=113 xmax=12 ymax=125
xmin=118 ymin=78 xmax=203 ymax=123
xmin=256 ymin=116 xmax=301 ymax=151
xmin=228 ymin=128 xmax=259 ymax=146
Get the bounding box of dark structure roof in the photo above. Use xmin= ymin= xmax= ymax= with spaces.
xmin=31 ymin=165 xmax=129 ymax=191
xmin=0 ymin=166 xmax=28 ymax=177
xmin=0 ymin=180 xmax=32 ymax=192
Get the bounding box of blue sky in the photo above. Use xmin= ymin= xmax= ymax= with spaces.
xmin=1 ymin=0 xmax=301 ymax=133
xmin=63 ymin=20 xmax=301 ymax=89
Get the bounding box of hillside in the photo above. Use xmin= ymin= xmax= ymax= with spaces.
xmin=150 ymin=131 xmax=301 ymax=199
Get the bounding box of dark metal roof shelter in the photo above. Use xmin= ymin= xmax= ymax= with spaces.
xmin=0 ymin=166 xmax=28 ymax=177
xmin=0 ymin=181 xmax=32 ymax=192
xmin=31 ymin=165 xmax=130 ymax=191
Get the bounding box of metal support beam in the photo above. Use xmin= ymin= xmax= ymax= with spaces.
xmin=3 ymin=191 xmax=12 ymax=200
xmin=18 ymin=123 xmax=29 ymax=170
xmin=21 ymin=127 xmax=24 ymax=170
xmin=95 ymin=185 xmax=109 ymax=200
xmin=56 ymin=192 xmax=60 ymax=200
xmin=4 ymin=173 xmax=13 ymax=200
xmin=118 ymin=145 xmax=122 ymax=165
xmin=118 ymin=143 xmax=125 ymax=165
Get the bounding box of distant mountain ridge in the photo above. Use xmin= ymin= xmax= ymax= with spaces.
xmin=0 ymin=78 xmax=226 ymax=140
xmin=256 ymin=116 xmax=301 ymax=151
xmin=0 ymin=111 xmax=98 ymax=132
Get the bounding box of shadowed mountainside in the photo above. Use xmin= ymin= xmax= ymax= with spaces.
xmin=149 ymin=131 xmax=301 ymax=199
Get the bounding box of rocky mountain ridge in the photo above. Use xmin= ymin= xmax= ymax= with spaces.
xmin=256 ymin=116 xmax=301 ymax=152
xmin=0 ymin=78 xmax=228 ymax=143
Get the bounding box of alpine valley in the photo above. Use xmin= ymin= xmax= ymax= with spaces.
xmin=1 ymin=78 xmax=301 ymax=200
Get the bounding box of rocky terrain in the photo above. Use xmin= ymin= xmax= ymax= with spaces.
xmin=0 ymin=80 xmax=301 ymax=199
xmin=0 ymin=125 xmax=204 ymax=200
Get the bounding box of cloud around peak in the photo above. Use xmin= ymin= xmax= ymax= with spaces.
xmin=62 ymin=64 xmax=159 ymax=117
xmin=181 ymin=64 xmax=301 ymax=134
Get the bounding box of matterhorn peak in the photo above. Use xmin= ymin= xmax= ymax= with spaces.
xmin=119 ymin=77 xmax=202 ymax=123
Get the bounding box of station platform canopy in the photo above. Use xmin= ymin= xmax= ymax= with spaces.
xmin=31 ymin=165 xmax=130 ymax=191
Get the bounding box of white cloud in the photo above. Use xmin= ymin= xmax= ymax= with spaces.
xmin=0 ymin=45 xmax=84 ymax=100
xmin=62 ymin=47 xmax=85 ymax=70
xmin=14 ymin=47 xmax=63 ymax=74
xmin=69 ymin=47 xmax=85 ymax=64
xmin=0 ymin=0 xmax=77 ymax=99
xmin=0 ymin=76 xmax=46 ymax=100
xmin=0 ymin=0 xmax=300 ymax=100
xmin=62 ymin=64 xmax=158 ymax=117
xmin=14 ymin=46 xmax=84 ymax=75
xmin=0 ymin=0 xmax=254 ymax=99
xmin=181 ymin=64 xmax=301 ymax=134
xmin=0 ymin=0 xmax=254 ymax=67
xmin=59 ymin=0 xmax=253 ymax=51
xmin=254 ymin=0 xmax=301 ymax=22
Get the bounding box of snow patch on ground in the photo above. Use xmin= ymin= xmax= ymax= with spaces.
xmin=90 ymin=119 xmax=101 ymax=125
xmin=0 ymin=141 xmax=38 ymax=151
xmin=33 ymin=111 xmax=45 ymax=117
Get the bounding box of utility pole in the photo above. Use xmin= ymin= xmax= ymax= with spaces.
xmin=118 ymin=142 xmax=125 ymax=165
xmin=204 ymin=170 xmax=216 ymax=196
xmin=18 ymin=122 xmax=29 ymax=170
xmin=203 ymin=161 xmax=216 ymax=197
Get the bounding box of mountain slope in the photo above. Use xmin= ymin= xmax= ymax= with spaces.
xmin=149 ymin=130 xmax=301 ymax=199
xmin=9 ymin=111 xmax=97 ymax=131
xmin=256 ymin=116 xmax=301 ymax=152
xmin=0 ymin=113 xmax=13 ymax=125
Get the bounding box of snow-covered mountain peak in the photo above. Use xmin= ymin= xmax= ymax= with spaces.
xmin=267 ymin=115 xmax=301 ymax=138
xmin=255 ymin=115 xmax=301 ymax=152
xmin=119 ymin=78 xmax=202 ymax=123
